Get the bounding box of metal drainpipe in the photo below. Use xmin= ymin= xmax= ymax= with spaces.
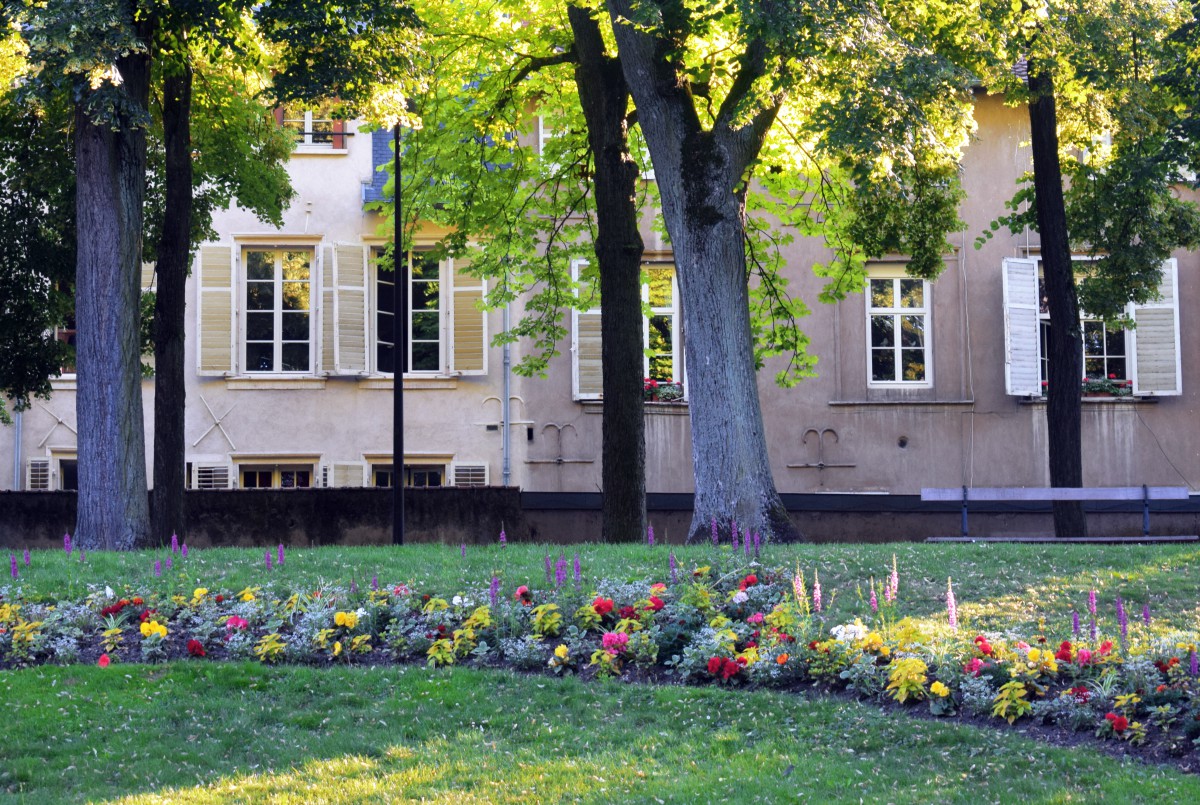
xmin=502 ymin=301 xmax=511 ymax=487
xmin=12 ymin=409 xmax=22 ymax=490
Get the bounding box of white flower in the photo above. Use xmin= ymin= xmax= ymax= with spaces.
xmin=732 ymin=591 xmax=749 ymax=604
xmin=831 ymin=620 xmax=868 ymax=643
xmin=105 ymin=586 xmax=114 ymax=600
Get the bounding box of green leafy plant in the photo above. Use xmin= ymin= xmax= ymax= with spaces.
xmin=993 ymin=680 xmax=1033 ymax=724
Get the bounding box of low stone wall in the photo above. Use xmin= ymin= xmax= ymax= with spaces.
xmin=1 ymin=489 xmax=1197 ymax=548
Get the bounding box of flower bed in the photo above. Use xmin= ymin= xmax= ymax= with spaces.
xmin=4 ymin=546 xmax=1200 ymax=766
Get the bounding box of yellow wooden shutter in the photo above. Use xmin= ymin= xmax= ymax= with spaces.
xmin=450 ymin=257 xmax=487 ymax=375
xmin=334 ymin=243 xmax=369 ymax=374
xmin=196 ymin=246 xmax=235 ymax=375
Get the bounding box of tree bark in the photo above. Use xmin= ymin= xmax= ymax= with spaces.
xmin=567 ymin=5 xmax=646 ymax=544
xmin=607 ymin=4 xmax=800 ymax=543
xmin=74 ymin=44 xmax=154 ymax=551
xmin=1028 ymin=71 xmax=1087 ymax=537
xmin=151 ymin=60 xmax=193 ymax=547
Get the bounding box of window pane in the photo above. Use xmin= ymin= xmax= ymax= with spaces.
xmin=649 ymin=353 xmax=673 ymax=382
xmin=1105 ymin=327 xmax=1125 ymax=358
xmin=246 ymin=251 xmax=272 ymax=281
xmin=899 ymin=279 xmax=923 ymax=308
xmin=648 ymin=315 xmax=672 ymax=353
xmin=282 ymin=281 xmax=309 ymax=311
xmin=872 ymin=350 xmax=894 ymax=382
xmin=870 ymin=279 xmax=893 ymax=308
xmin=282 ymin=252 xmax=310 ymax=281
xmin=377 ymin=344 xmax=394 ymax=374
xmin=412 ymin=280 xmax=439 ymax=311
xmin=1108 ymin=357 xmax=1127 ymax=379
xmin=377 ymin=277 xmax=395 ymax=314
xmin=870 ymin=315 xmax=894 ymax=348
xmin=282 ymin=312 xmax=309 ymax=341
xmin=902 ymin=350 xmax=926 ymax=381
xmin=247 ymin=343 xmax=273 ymax=372
xmin=1084 ymin=357 xmax=1106 ymax=377
xmin=900 ymin=315 xmax=924 ymax=347
xmin=246 ymin=282 xmax=273 ymax=310
xmin=412 ymin=342 xmax=439 ymax=371
xmin=1082 ymin=321 xmax=1105 ymax=355
xmin=282 ymin=343 xmax=309 ymax=371
xmin=377 ymin=311 xmax=394 ymax=344
xmin=413 ymin=254 xmax=440 ymax=280
xmin=647 ymin=269 xmax=673 ymax=307
xmin=246 ymin=312 xmax=274 ymax=341
xmin=412 ymin=311 xmax=439 ymax=341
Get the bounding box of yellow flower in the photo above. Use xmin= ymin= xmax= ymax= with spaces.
xmin=1027 ymin=648 xmax=1042 ymax=663
xmin=139 ymin=620 xmax=167 ymax=639
xmin=193 ymin=588 xmax=208 ymax=600
xmin=554 ymin=644 xmax=570 ymax=660
xmin=238 ymin=587 xmax=257 ymax=602
xmin=334 ymin=611 xmax=358 ymax=630
xmin=333 ymin=641 xmax=342 ymax=657
xmin=931 ymin=681 xmax=951 ymax=698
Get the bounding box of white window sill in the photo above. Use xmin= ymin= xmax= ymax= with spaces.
xmin=580 ymin=399 xmax=690 ymax=415
xmin=293 ymin=147 xmax=349 ymax=156
xmin=225 ymin=376 xmax=327 ymax=390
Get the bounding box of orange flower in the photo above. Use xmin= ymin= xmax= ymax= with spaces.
xmin=776 ymin=653 xmax=789 ymax=665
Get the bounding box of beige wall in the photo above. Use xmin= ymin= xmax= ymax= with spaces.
xmin=3 ymin=94 xmax=1198 ymax=506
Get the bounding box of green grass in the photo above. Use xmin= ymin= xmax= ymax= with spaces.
xmin=10 ymin=541 xmax=1200 ymax=634
xmin=2 ymin=662 xmax=1199 ymax=804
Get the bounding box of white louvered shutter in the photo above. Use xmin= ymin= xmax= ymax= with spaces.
xmin=197 ymin=246 xmax=235 ymax=375
xmin=1131 ymin=258 xmax=1182 ymax=396
xmin=1002 ymin=257 xmax=1040 ymax=396
xmin=194 ymin=464 xmax=232 ymax=490
xmin=571 ymin=259 xmax=602 ymax=399
xmin=450 ymin=258 xmax=487 ymax=375
xmin=329 ymin=462 xmax=368 ymax=487
xmin=334 ymin=243 xmax=369 ymax=374
xmin=27 ymin=458 xmax=50 ymax=491
xmin=320 ymin=245 xmax=335 ymax=373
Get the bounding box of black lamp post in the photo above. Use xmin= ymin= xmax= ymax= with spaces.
xmin=392 ymin=121 xmax=405 ymax=545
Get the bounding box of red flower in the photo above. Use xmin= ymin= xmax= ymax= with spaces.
xmin=593 ymin=597 xmax=614 ymax=616
xmin=131 ymin=597 xmax=143 ymax=606
xmin=97 ymin=654 xmax=110 ymax=668
xmin=215 ymin=594 xmax=224 ymax=603
xmin=1069 ymin=686 xmax=1091 ymax=703
xmin=1099 ymin=640 xmax=1114 ymax=655
xmin=187 ymin=639 xmax=206 ymax=657
xmin=707 ymin=656 xmax=724 ymax=676
xmin=645 ymin=596 xmax=665 ymax=612
xmin=721 ymin=658 xmax=741 ymax=680
xmin=514 ymin=586 xmax=532 ymax=606
xmin=138 ymin=609 xmax=155 ymax=623
xmin=744 ymin=640 xmax=758 ymax=650
xmin=1055 ymin=641 xmax=1073 ymax=662
xmin=618 ymin=606 xmax=638 ymax=621
xmin=964 ymin=658 xmax=985 ymax=676
xmin=1105 ymin=713 xmax=1128 ymax=733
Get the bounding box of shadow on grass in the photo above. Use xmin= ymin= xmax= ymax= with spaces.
xmin=2 ymin=663 xmax=1198 ymax=804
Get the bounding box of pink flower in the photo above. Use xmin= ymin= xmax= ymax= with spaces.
xmin=601 ymin=632 xmax=630 ymax=655
xmin=964 ymin=657 xmax=985 ymax=676
xmin=1077 ymin=648 xmax=1093 ymax=665
xmin=747 ymin=612 xmax=765 ymax=625
xmin=98 ymin=654 xmax=110 ymax=668
xmin=1016 ymin=641 xmax=1031 ymax=651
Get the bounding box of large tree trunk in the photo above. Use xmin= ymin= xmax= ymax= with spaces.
xmin=567 ymin=5 xmax=646 ymax=544
xmin=74 ymin=46 xmax=154 ymax=551
xmin=1028 ymin=71 xmax=1087 ymax=538
xmin=606 ymin=7 xmax=800 ymax=543
xmin=151 ymin=61 xmax=193 ymax=547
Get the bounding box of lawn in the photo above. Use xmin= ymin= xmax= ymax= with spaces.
xmin=3 ymin=541 xmax=1200 ymax=803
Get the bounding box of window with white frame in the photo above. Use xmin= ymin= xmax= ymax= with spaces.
xmin=244 ymin=248 xmax=313 ymax=373
xmin=278 ymin=103 xmax=347 ymax=150
xmin=571 ymin=260 xmax=685 ymax=399
xmin=238 ymin=464 xmax=314 ymax=489
xmin=374 ymin=248 xmax=487 ymax=376
xmin=866 ymin=270 xmax=930 ymax=386
xmin=1002 ymin=257 xmax=1181 ymax=397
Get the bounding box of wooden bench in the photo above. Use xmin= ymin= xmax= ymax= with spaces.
xmin=920 ymin=485 xmax=1192 ymax=540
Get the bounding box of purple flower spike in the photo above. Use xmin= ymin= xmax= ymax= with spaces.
xmin=1088 ymin=589 xmax=1097 ymax=618
xmin=165 ymin=556 xmax=172 ymax=571
xmin=1072 ymin=610 xmax=1080 ymax=636
xmin=499 ymin=529 xmax=507 ymax=547
xmin=154 ymin=560 xmax=162 ymax=577
xmin=264 ymin=550 xmax=272 ymax=571
xmin=731 ymin=528 xmax=738 ymax=551
xmin=277 ymin=544 xmax=285 ymax=566
xmin=669 ymin=552 xmax=678 ymax=585
xmin=647 ymin=525 xmax=655 ymax=547
xmin=869 ymin=583 xmax=878 ymax=613
xmin=63 ymin=532 xmax=72 ymax=555
xmin=1192 ymin=650 xmax=1199 ymax=678
xmin=9 ymin=554 xmax=17 ymax=579
xmin=946 ymin=577 xmax=957 ymax=631
xmin=544 ymin=554 xmax=553 ymax=584
xmin=489 ymin=575 xmax=500 ymax=607
xmin=1142 ymin=603 xmax=1151 ymax=626
xmin=461 ymin=543 xmax=467 ymax=559
xmin=710 ymin=517 xmax=718 ymax=547
xmin=573 ymin=553 xmax=581 ymax=584
xmin=181 ymin=543 xmax=188 ymax=559
xmin=170 ymin=533 xmax=179 ymax=554
xmin=371 ymin=574 xmax=379 ymax=591
xmin=1116 ymin=596 xmax=1128 ymax=643
xmin=555 ymin=555 xmax=567 ymax=588
xmin=22 ymin=548 xmax=30 ymax=567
